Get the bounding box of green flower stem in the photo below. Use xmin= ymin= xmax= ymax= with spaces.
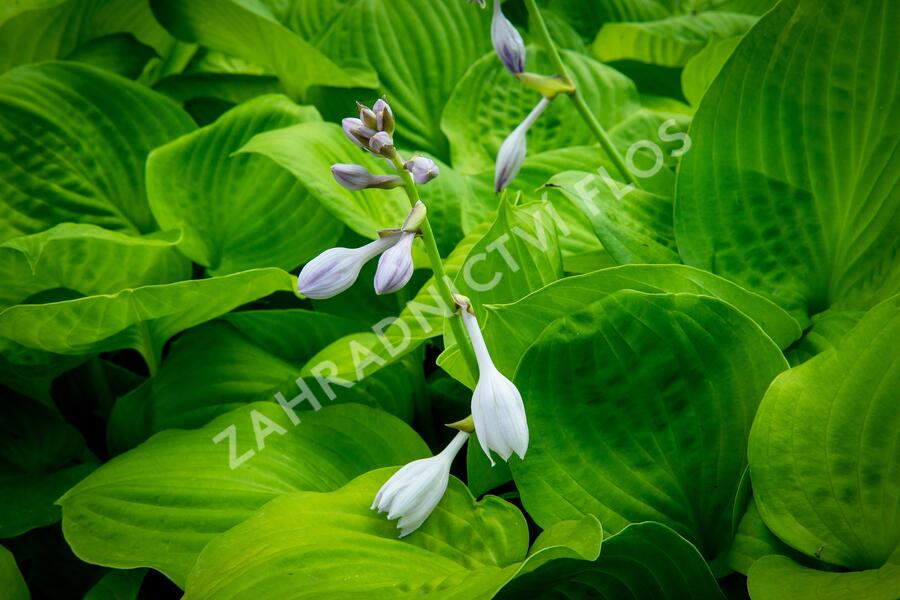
xmin=522 ymin=0 xmax=641 ymax=189
xmin=388 ymin=153 xmax=480 ymax=382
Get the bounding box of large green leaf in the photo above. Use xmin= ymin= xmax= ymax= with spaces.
xmin=748 ymin=552 xmax=900 ymax=600
xmin=442 ymin=47 xmax=641 ymax=174
xmin=545 ymin=0 xmax=670 ymax=41
xmin=0 ymin=268 xmax=294 ymax=373
xmin=107 ymin=310 xmax=420 ymax=452
xmin=147 ymin=95 xmax=343 ymax=275
xmin=0 ymin=544 xmax=29 ymax=600
xmin=680 ymin=35 xmax=741 ymax=107
xmin=0 ymin=61 xmax=195 ymax=242
xmin=313 ymin=0 xmax=492 ymax=158
xmin=593 ymin=12 xmax=756 ymax=67
xmin=725 ymin=498 xmax=807 ymax=575
xmin=183 ymin=469 xmax=602 ymax=599
xmin=238 ymin=121 xmax=410 ymax=237
xmin=0 ymin=396 xmax=97 ymax=538
xmin=149 ymin=0 xmax=375 ymax=98
xmin=60 ymin=403 xmax=429 ymax=586
xmin=499 ymin=522 xmax=725 ymax=599
xmin=84 ymin=568 xmax=146 ymax=600
xmin=0 ymin=224 xmax=189 ymax=309
xmin=511 ymin=290 xmax=787 ymax=559
xmin=675 ymin=0 xmax=900 ymax=324
xmin=748 ymin=295 xmax=900 ymax=570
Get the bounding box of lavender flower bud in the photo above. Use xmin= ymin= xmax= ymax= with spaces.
xmin=297 ymin=234 xmax=401 ymax=299
xmin=492 ymin=0 xmax=525 ymax=74
xmin=373 ymin=97 xmax=395 ymax=135
xmin=342 ymin=117 xmax=376 ymax=148
xmin=368 ymin=131 xmax=395 ymax=156
xmin=374 ymin=231 xmax=415 ymax=295
xmin=494 ymin=97 xmax=551 ymax=192
xmin=357 ymin=102 xmax=377 ymax=129
xmin=331 ymin=164 xmax=402 ymax=190
xmin=404 ymin=156 xmax=439 ymax=185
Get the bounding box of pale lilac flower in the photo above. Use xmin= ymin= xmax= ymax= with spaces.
xmin=297 ymin=234 xmax=401 ymax=299
xmin=368 ymin=131 xmax=395 ymax=156
xmin=494 ymin=97 xmax=551 ymax=192
xmin=492 ymin=0 xmax=525 ymax=74
xmin=374 ymin=231 xmax=415 ymax=295
xmin=458 ymin=298 xmax=528 ymax=464
xmin=373 ymin=97 xmax=394 ymax=134
xmin=404 ymin=156 xmax=439 ymax=185
xmin=342 ymin=117 xmax=376 ymax=148
xmin=372 ymin=431 xmax=469 ymax=537
xmin=331 ymin=164 xmax=402 ymax=190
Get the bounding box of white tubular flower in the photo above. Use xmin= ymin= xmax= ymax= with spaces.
xmin=297 ymin=234 xmax=401 ymax=299
xmin=404 ymin=156 xmax=440 ymax=184
xmin=374 ymin=231 xmax=415 ymax=295
xmin=372 ymin=431 xmax=469 ymax=537
xmin=460 ymin=303 xmax=528 ymax=464
xmin=494 ymin=97 xmax=551 ymax=192
xmin=331 ymin=163 xmax=402 ymax=190
xmin=492 ymin=0 xmax=525 ymax=74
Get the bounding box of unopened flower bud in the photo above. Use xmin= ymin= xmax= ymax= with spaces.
xmin=404 ymin=156 xmax=439 ymax=185
xmin=357 ymin=102 xmax=377 ymax=129
xmin=331 ymin=163 xmax=402 ymax=190
xmin=374 ymin=231 xmax=415 ymax=295
xmin=495 ymin=97 xmax=551 ymax=192
xmin=368 ymin=131 xmax=396 ymax=157
xmin=342 ymin=117 xmax=376 ymax=148
xmin=297 ymin=234 xmax=401 ymax=299
xmin=492 ymin=0 xmax=525 ymax=74
xmin=372 ymin=431 xmax=469 ymax=537
xmin=373 ymin=97 xmax=395 ymax=135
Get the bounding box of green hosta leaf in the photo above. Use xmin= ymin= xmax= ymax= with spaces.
xmin=314 ymin=0 xmax=492 ymax=158
xmin=239 ymin=121 xmax=409 ymax=237
xmin=748 ymin=295 xmax=900 ymax=570
xmin=65 ymin=33 xmax=157 ymax=79
xmin=748 ymin=553 xmax=900 ymax=600
xmin=84 ymin=568 xmax=146 ymax=600
xmin=108 ymin=310 xmax=419 ymax=452
xmin=675 ymin=0 xmax=900 ymax=324
xmin=511 ymin=290 xmax=787 ymax=559
xmin=548 ymin=170 xmax=680 ymax=264
xmin=147 ymin=95 xmax=343 ymax=275
xmin=545 ymin=0 xmax=670 ymax=41
xmin=0 ymin=224 xmax=189 ymax=310
xmin=0 ymin=268 xmax=294 ymax=374
xmin=0 ymin=61 xmax=194 ymax=242
xmin=593 ymin=12 xmax=756 ymax=67
xmin=784 ymin=307 xmax=863 ymax=366
xmin=726 ymin=498 xmax=807 ymax=575
xmin=0 ymin=0 xmax=176 ymax=74
xmin=0 ymin=544 xmax=29 ymax=600
xmin=183 ymin=469 xmax=602 ymax=599
xmin=149 ymin=0 xmax=375 ymax=98
xmin=61 ymin=403 xmax=429 ymax=586
xmin=0 ymin=396 xmax=97 ymax=538
xmin=0 ymin=341 xmax=84 ymax=404
xmin=680 ymin=35 xmax=741 ymax=107
xmin=499 ymin=522 xmax=725 ymax=599
xmin=442 ymin=47 xmax=641 ymax=174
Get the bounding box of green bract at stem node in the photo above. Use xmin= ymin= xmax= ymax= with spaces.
xmin=446 ymin=415 xmax=475 ymax=433
xmin=516 ymin=72 xmax=575 ymax=99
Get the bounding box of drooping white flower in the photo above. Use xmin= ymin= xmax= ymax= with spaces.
xmin=297 ymin=234 xmax=401 ymax=299
xmin=492 ymin=0 xmax=525 ymax=74
xmin=331 ymin=163 xmax=402 ymax=190
xmin=374 ymin=231 xmax=415 ymax=295
xmin=404 ymin=156 xmax=440 ymax=184
xmin=372 ymin=431 xmax=469 ymax=537
xmin=459 ymin=299 xmax=528 ymax=464
xmin=494 ymin=97 xmax=551 ymax=192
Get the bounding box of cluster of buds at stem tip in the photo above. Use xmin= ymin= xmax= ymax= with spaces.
xmin=342 ymin=97 xmax=397 ymax=158
xmin=495 ymin=97 xmax=551 ymax=192
xmin=296 ymin=202 xmax=424 ymax=299
xmin=454 ymin=294 xmax=529 ymax=464
xmin=372 ymin=431 xmax=469 ymax=537
xmin=492 ymin=0 xmax=526 ymax=75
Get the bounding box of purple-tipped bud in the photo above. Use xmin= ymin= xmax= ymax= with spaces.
xmin=297 ymin=235 xmax=401 ymax=299
xmin=492 ymin=0 xmax=525 ymax=74
xmin=357 ymin=102 xmax=377 ymax=129
xmin=374 ymin=231 xmax=415 ymax=295
xmin=331 ymin=163 xmax=403 ymax=190
xmin=342 ymin=117 xmax=376 ymax=148
xmin=494 ymin=97 xmax=551 ymax=192
xmin=373 ymin=97 xmax=395 ymax=135
xmin=404 ymin=156 xmax=439 ymax=185
xmin=368 ymin=131 xmax=395 ymax=156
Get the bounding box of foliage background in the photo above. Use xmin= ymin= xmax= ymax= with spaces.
xmin=0 ymin=0 xmax=897 ymax=598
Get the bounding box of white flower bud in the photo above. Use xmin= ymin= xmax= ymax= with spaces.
xmin=494 ymin=97 xmax=551 ymax=192
xmin=461 ymin=307 xmax=529 ymax=464
xmin=342 ymin=117 xmax=376 ymax=148
xmin=373 ymin=231 xmax=415 ymax=295
xmin=331 ymin=163 xmax=402 ymax=190
xmin=492 ymin=0 xmax=525 ymax=74
xmin=297 ymin=234 xmax=401 ymax=299
xmin=404 ymin=156 xmax=439 ymax=184
xmin=372 ymin=431 xmax=469 ymax=537
xmin=373 ymin=97 xmax=394 ymax=135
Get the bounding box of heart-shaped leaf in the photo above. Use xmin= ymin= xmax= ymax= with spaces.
xmin=0 ymin=544 xmax=28 ymax=600
xmin=748 ymin=552 xmax=900 ymax=600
